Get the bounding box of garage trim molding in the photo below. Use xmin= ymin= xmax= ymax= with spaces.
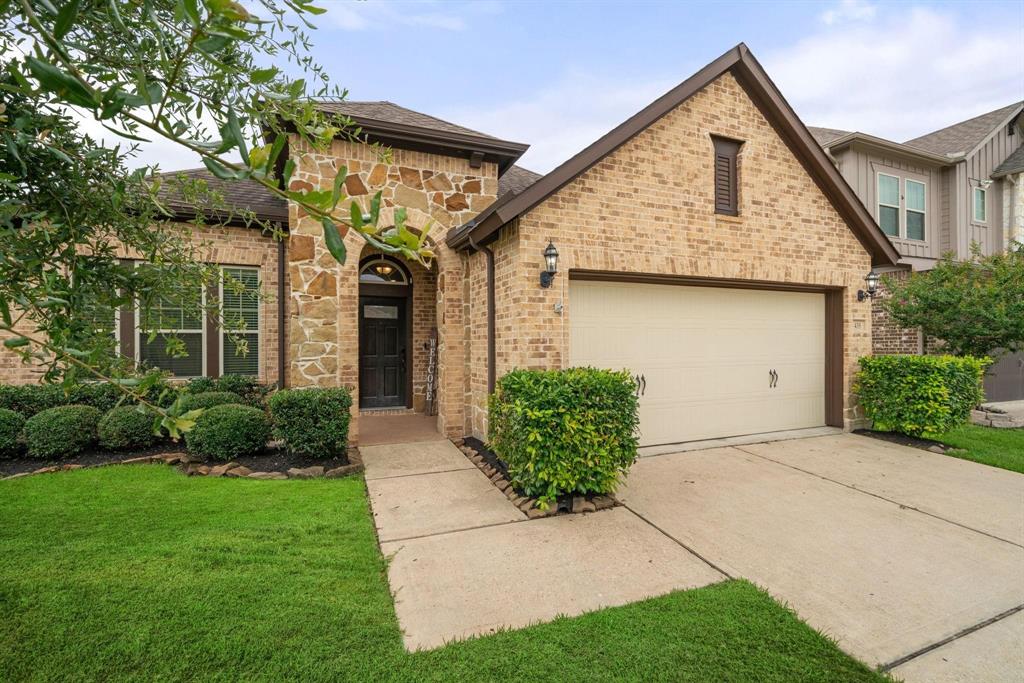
xmin=569 ymin=269 xmax=845 ymax=429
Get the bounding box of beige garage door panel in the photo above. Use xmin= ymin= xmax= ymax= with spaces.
xmin=570 ymin=280 xmax=825 ymax=446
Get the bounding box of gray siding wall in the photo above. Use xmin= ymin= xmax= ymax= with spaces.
xmin=955 ymin=121 xmax=1018 ymax=257
xmin=834 ymin=143 xmax=945 ymax=260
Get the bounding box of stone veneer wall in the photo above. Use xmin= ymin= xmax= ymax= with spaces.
xmin=286 ymin=137 xmax=496 ymax=440
xmin=470 ymin=71 xmax=877 ymax=437
xmin=1003 ymin=172 xmax=1023 ymax=249
xmin=0 ymin=222 xmax=286 ymax=386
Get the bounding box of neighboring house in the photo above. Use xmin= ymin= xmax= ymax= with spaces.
xmin=810 ymin=101 xmax=1024 ymax=400
xmin=0 ymin=44 xmax=907 ymax=447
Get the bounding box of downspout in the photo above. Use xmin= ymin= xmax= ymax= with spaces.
xmin=468 ymin=232 xmax=496 ymax=395
xmin=277 ymin=234 xmax=287 ymax=389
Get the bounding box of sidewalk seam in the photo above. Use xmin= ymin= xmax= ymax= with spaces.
xmin=622 ymin=505 xmax=733 ymax=579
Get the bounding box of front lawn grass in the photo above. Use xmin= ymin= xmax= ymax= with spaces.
xmin=0 ymin=466 xmax=886 ymax=682
xmin=928 ymin=424 xmax=1024 ymax=474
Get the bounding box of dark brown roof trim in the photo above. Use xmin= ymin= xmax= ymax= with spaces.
xmin=337 ymin=115 xmax=529 ymax=175
xmin=447 ymin=43 xmax=900 ymax=267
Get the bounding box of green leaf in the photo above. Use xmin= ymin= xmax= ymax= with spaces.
xmin=349 ymin=200 xmax=363 ymax=231
xmin=181 ymin=0 xmax=201 ymax=25
xmin=25 ymin=57 xmax=97 ymax=108
xmin=3 ymin=336 xmax=29 ymax=348
xmin=250 ymin=67 xmax=279 ymax=84
xmin=202 ymin=156 xmax=247 ymax=180
xmin=195 ymin=34 xmax=231 ymax=55
xmin=53 ymin=0 xmax=82 ymax=39
xmin=321 ymin=217 xmax=346 ymax=264
xmin=226 ymin=107 xmax=248 ymax=160
xmin=331 ymin=165 xmax=347 ymax=207
xmin=368 ymin=191 xmax=381 ymax=226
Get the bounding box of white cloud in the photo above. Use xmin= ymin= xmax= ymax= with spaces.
xmin=322 ymin=1 xmax=474 ymax=32
xmin=764 ymin=6 xmax=1024 ymax=142
xmin=820 ymin=0 xmax=876 ymax=26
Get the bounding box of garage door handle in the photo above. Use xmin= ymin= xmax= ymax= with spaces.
xmin=640 ymin=374 xmax=646 ymax=396
xmin=769 ymin=369 xmax=777 ymax=388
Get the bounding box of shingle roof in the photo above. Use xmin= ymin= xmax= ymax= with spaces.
xmin=992 ymin=144 xmax=1024 ymax=178
xmin=807 ymin=126 xmax=852 ymax=146
xmin=315 ymin=100 xmax=505 ymax=142
xmin=498 ymin=165 xmax=542 ymax=198
xmin=156 ymin=168 xmax=288 ymax=224
xmin=904 ymin=102 xmax=1023 ymax=156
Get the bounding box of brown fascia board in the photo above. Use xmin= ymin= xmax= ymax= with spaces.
xmin=448 ymin=43 xmax=901 ymax=268
xmin=338 ymin=115 xmax=529 ymax=175
xmin=827 ymin=132 xmax=956 ymax=166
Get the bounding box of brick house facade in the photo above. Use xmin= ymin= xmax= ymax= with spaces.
xmin=2 ymin=44 xmax=910 ymax=445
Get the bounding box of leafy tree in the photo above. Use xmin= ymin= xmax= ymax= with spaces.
xmin=884 ymin=245 xmax=1024 ymax=359
xmin=0 ymin=0 xmax=433 ymax=435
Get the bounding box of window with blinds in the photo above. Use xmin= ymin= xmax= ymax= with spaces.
xmin=221 ymin=267 xmax=260 ymax=376
xmin=712 ymin=136 xmax=742 ymax=216
xmin=138 ymin=278 xmax=205 ymax=377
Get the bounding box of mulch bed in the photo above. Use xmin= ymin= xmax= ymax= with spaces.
xmin=462 ymin=437 xmax=619 ymax=516
xmin=1 ymin=442 xmax=362 ymax=480
xmin=853 ymin=429 xmax=960 ymax=454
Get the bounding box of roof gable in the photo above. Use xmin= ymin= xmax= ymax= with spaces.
xmin=447 ymin=44 xmax=899 ymax=267
xmin=904 ymin=102 xmax=1023 ymax=157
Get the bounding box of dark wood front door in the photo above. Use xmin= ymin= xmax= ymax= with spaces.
xmin=359 ymin=296 xmax=407 ymax=408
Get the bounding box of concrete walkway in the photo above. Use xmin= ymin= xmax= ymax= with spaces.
xmin=362 ymin=432 xmax=1024 ymax=682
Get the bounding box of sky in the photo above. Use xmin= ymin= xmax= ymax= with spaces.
xmin=133 ymin=0 xmax=1024 ymax=173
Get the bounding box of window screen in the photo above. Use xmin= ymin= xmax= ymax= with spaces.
xmin=138 ymin=278 xmax=204 ymax=377
xmin=905 ymin=180 xmax=925 ymax=240
xmin=877 ymin=174 xmax=900 ymax=237
xmin=221 ymin=267 xmax=259 ymax=376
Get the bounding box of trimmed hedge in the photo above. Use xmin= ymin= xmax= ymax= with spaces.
xmin=98 ymin=406 xmax=160 ymax=451
xmin=179 ymin=391 xmax=244 ymax=412
xmin=184 ymin=375 xmax=270 ymax=408
xmin=185 ymin=404 xmax=271 ymax=461
xmin=268 ymin=388 xmax=351 ymax=457
xmin=488 ymin=368 xmax=640 ymax=506
xmin=0 ymin=408 xmax=25 ymax=458
xmin=0 ymin=373 xmax=174 ymax=417
xmin=23 ymin=405 xmax=102 ymax=459
xmin=855 ymin=355 xmax=989 ymax=437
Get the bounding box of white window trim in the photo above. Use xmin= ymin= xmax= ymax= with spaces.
xmin=877 ymin=172 xmax=901 ymax=238
xmin=904 ymin=178 xmax=927 ymax=242
xmin=219 ymin=266 xmax=260 ymax=378
xmin=134 ymin=267 xmax=207 ymax=378
xmin=973 ymin=187 xmax=988 ymax=224
xmin=359 ymin=256 xmax=409 ymax=285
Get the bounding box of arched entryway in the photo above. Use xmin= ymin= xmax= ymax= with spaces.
xmin=358 ymin=255 xmax=413 ymax=409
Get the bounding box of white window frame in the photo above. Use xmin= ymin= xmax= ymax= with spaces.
xmin=904 ymin=178 xmax=927 ymax=242
xmin=219 ymin=266 xmax=261 ymax=378
xmin=134 ymin=267 xmax=207 ymax=378
xmin=877 ymin=172 xmax=901 ymax=238
xmin=973 ymin=187 xmax=987 ymax=223
xmin=359 ymin=256 xmax=409 ymax=285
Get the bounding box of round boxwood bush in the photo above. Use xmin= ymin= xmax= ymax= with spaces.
xmin=179 ymin=391 xmax=244 ymax=412
xmin=0 ymin=407 xmax=25 ymax=458
xmin=98 ymin=406 xmax=160 ymax=451
xmin=23 ymin=405 xmax=102 ymax=459
xmin=268 ymin=387 xmax=352 ymax=457
xmin=185 ymin=404 xmax=270 ymax=461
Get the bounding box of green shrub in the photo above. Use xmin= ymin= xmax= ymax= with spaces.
xmin=488 ymin=368 xmax=640 ymax=506
xmin=185 ymin=404 xmax=271 ymax=461
xmin=855 ymin=355 xmax=989 ymax=437
xmin=0 ymin=408 xmax=25 ymax=458
xmin=0 ymin=384 xmax=66 ymax=417
xmin=179 ymin=391 xmax=244 ymax=412
xmin=23 ymin=405 xmax=102 ymax=459
xmin=268 ymin=388 xmax=351 ymax=457
xmin=185 ymin=375 xmax=270 ymax=407
xmin=98 ymin=406 xmax=160 ymax=451
xmin=66 ymin=383 xmax=125 ymax=413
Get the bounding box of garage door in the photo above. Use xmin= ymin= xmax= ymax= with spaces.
xmin=569 ymin=280 xmax=826 ymax=446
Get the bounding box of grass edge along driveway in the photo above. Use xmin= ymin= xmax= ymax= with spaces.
xmin=0 ymin=466 xmax=888 ymax=682
xmin=930 ymin=424 xmax=1024 ymax=474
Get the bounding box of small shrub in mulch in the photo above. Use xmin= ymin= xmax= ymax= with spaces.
xmin=184 ymin=375 xmax=272 ymax=408
xmin=268 ymin=387 xmax=351 ymax=458
xmin=185 ymin=404 xmax=271 ymax=461
xmin=179 ymin=391 xmax=245 ymax=412
xmin=0 ymin=408 xmax=26 ymax=458
xmin=23 ymin=405 xmax=102 ymax=459
xmin=98 ymin=406 xmax=161 ymax=451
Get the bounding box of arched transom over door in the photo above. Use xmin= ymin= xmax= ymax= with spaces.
xmin=358 ymin=256 xmax=412 ymax=409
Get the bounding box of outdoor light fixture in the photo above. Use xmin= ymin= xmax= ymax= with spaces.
xmin=857 ymin=269 xmax=880 ymax=302
xmin=540 ymin=240 xmax=559 ymax=288
xmin=969 ymin=177 xmax=994 ymax=189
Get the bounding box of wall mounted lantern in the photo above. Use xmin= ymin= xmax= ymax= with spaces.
xmin=857 ymin=269 xmax=880 ymax=302
xmin=540 ymin=240 xmax=559 ymax=288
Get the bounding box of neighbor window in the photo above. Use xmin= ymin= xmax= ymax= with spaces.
xmin=137 ymin=278 xmax=204 ymax=377
xmin=905 ymin=179 xmax=926 ymax=241
xmin=711 ymin=136 xmax=741 ymax=216
xmin=877 ymin=173 xmax=900 ymax=237
xmin=220 ymin=267 xmax=260 ymax=377
xmin=973 ymin=187 xmax=987 ymax=223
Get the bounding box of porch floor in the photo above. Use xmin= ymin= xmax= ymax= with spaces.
xmin=359 ymin=412 xmax=442 ymax=446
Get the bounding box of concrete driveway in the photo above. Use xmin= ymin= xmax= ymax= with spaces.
xmin=365 ymin=432 xmax=1024 ymax=681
